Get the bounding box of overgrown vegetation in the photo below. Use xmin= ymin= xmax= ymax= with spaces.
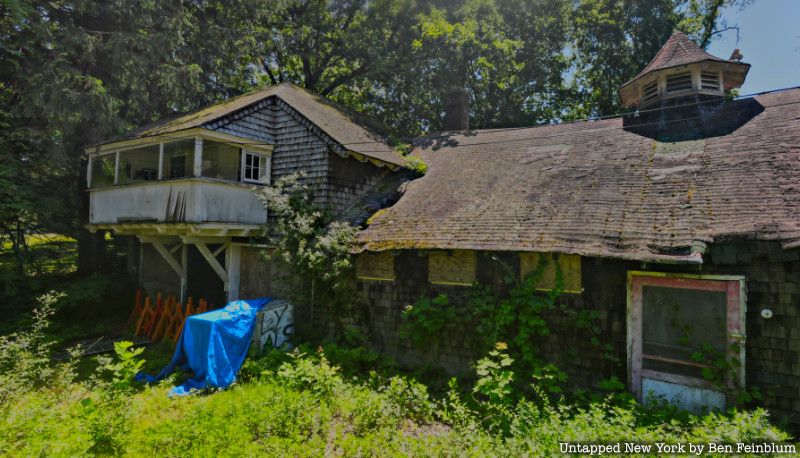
xmin=0 ymin=302 xmax=791 ymax=456
xmin=400 ymin=256 xmax=608 ymax=392
xmin=255 ymin=173 xmax=358 ymax=321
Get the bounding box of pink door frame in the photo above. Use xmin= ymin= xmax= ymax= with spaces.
xmin=626 ymin=271 xmax=747 ymax=404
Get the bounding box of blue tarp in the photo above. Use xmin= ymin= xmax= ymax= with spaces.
xmin=136 ymin=298 xmax=271 ymax=396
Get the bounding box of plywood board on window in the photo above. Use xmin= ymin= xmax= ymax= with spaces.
xmin=429 ymin=250 xmax=476 ymax=286
xmin=355 ymin=251 xmax=395 ymax=281
xmin=519 ymin=252 xmax=582 ymax=293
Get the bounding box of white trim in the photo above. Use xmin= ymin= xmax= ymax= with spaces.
xmin=113 ymin=151 xmax=120 ymax=185
xmin=157 ymin=143 xmax=164 ymax=180
xmin=86 ymin=156 xmax=93 ymax=188
xmin=193 ymin=137 xmax=203 ymax=177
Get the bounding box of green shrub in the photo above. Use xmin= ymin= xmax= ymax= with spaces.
xmin=0 ymin=311 xmax=792 ymax=456
xmin=276 ymin=349 xmax=343 ymax=398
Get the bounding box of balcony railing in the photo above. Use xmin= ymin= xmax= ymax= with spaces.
xmin=87 ymin=130 xmax=273 ymax=227
xmin=89 ymin=178 xmax=267 ymax=225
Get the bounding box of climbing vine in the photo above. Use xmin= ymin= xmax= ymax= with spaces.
xmin=401 ymin=256 xmax=608 ymax=392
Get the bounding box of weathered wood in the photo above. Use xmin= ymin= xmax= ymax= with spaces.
xmin=428 ymin=250 xmax=475 ymax=286
xmin=355 ymin=252 xmax=395 ymax=281
xmin=519 ymin=252 xmax=582 ymax=293
xmin=226 ymin=243 xmax=241 ymax=301
xmin=194 ymin=241 xmax=229 ymax=285
xmin=193 ymin=137 xmax=203 ymax=177
xmin=89 ymin=178 xmax=267 ymax=226
xmin=147 ymin=239 xmax=186 ymax=279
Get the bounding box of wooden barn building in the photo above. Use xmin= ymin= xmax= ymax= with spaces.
xmin=87 ymin=32 xmax=800 ymax=427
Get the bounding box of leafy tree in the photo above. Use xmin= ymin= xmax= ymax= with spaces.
xmin=0 ymin=0 xmax=262 ymax=273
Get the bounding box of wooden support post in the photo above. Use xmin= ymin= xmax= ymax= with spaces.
xmin=113 ymin=151 xmax=120 ymax=185
xmin=226 ymin=243 xmax=241 ymax=301
xmin=86 ymin=156 xmax=93 ymax=188
xmin=157 ymin=143 xmax=164 ymax=180
xmin=193 ymin=137 xmax=203 ymax=177
xmin=181 ymin=244 xmax=188 ymax=304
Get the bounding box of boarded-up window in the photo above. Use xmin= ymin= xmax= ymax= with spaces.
xmin=355 ymin=252 xmax=395 ymax=281
xmin=519 ymin=252 xmax=582 ymax=293
xmin=428 ymin=250 xmax=476 ymax=286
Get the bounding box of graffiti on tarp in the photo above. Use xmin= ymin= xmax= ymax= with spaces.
xmin=253 ymin=299 xmax=293 ymax=351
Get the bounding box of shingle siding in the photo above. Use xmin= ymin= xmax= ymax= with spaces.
xmin=300 ymin=243 xmax=800 ymax=433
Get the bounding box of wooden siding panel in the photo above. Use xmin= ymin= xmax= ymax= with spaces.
xmin=355 ymin=252 xmax=395 ymax=281
xmin=519 ymin=252 xmax=582 ymax=292
xmin=429 ymin=250 xmax=476 ymax=286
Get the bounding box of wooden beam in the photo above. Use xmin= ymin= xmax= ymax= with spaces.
xmin=226 ymin=243 xmax=241 ymax=301
xmin=193 ymin=137 xmax=203 ymax=177
xmin=113 ymin=151 xmax=120 ymax=185
xmin=180 ymin=244 xmax=187 ymax=303
xmin=212 ymin=244 xmax=226 ymax=257
xmin=194 ymin=241 xmax=229 ymax=285
xmin=148 ymin=239 xmax=186 ymax=279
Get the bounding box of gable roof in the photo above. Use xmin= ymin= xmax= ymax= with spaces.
xmin=619 ymin=31 xmax=750 ymax=106
xmin=99 ymin=83 xmax=405 ymax=167
xmin=357 ymin=87 xmax=800 ymax=263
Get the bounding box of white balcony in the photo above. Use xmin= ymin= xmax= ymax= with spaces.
xmin=86 ymin=129 xmax=272 ymax=236
xmin=89 ymin=178 xmax=267 ymax=226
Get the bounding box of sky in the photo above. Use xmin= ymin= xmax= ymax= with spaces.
xmin=707 ymin=0 xmax=800 ymax=95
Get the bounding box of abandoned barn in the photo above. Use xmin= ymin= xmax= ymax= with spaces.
xmin=87 ymin=32 xmax=800 ymax=428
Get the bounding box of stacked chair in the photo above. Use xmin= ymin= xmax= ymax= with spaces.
xmin=127 ymin=290 xmax=211 ymax=343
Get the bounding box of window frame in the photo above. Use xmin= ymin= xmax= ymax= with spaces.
xmin=240 ymin=149 xmax=271 ymax=185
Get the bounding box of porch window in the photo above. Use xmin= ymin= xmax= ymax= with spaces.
xmin=118 ymin=144 xmax=159 ymax=185
xmin=241 ymin=150 xmax=270 ymax=184
xmin=202 ymin=140 xmax=240 ymax=181
xmin=519 ymin=252 xmax=581 ymax=293
xmin=355 ymin=252 xmax=395 ymax=281
xmin=90 ymin=153 xmax=116 ymax=188
xmin=164 ymin=140 xmax=195 ymax=179
xmin=628 ymin=272 xmax=745 ymax=411
xmin=428 ymin=250 xmax=476 ymax=286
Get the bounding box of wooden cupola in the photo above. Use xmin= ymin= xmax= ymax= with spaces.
xmin=618 ymin=31 xmax=750 ymax=108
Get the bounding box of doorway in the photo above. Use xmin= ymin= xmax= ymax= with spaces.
xmin=627 ymin=272 xmax=745 ymax=411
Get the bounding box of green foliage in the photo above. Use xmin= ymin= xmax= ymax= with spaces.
xmin=404 ymin=155 xmax=428 ymax=175
xmin=256 ymin=174 xmax=358 ymax=315
xmin=0 ymin=292 xmax=68 ymax=404
xmin=401 ymin=256 xmax=601 ymax=386
xmin=95 ymin=341 xmax=145 ymax=395
xmin=400 ymin=294 xmax=456 ymax=346
xmin=0 ymin=313 xmax=791 ymax=456
xmin=277 ymin=349 xmax=343 ymax=397
xmin=474 ymin=342 xmax=515 ymax=407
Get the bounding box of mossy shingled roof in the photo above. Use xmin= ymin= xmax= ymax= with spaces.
xmin=357 ymin=88 xmax=800 ymax=262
